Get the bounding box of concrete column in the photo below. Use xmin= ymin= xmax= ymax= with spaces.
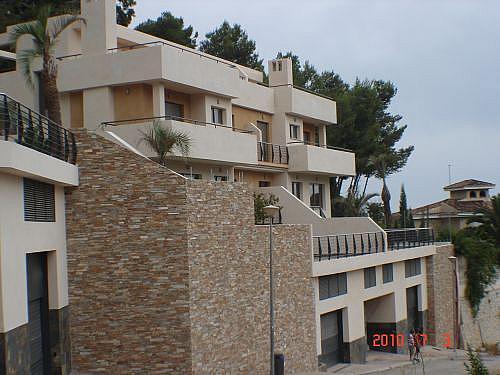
xmin=83 ymin=87 xmax=114 ymax=129
xmin=81 ymin=0 xmax=117 ymax=55
xmin=153 ymin=83 xmax=166 ymax=117
xmin=343 ymin=270 xmax=367 ymax=363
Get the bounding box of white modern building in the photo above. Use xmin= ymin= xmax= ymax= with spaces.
xmin=0 ymin=0 xmax=442 ymax=370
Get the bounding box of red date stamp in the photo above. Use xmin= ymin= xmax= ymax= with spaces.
xmin=371 ymin=333 xmax=453 ymax=348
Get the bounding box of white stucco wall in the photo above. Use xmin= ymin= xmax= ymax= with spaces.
xmin=0 ymin=173 xmax=69 ymax=332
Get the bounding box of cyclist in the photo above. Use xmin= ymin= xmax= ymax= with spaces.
xmin=408 ymin=329 xmax=415 ymax=362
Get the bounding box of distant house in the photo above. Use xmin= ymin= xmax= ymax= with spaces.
xmin=413 ymin=179 xmax=495 ymax=233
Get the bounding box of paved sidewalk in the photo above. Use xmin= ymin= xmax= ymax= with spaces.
xmin=301 ymin=346 xmax=500 ymax=375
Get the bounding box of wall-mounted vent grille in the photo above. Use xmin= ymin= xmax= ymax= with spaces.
xmin=23 ymin=178 xmax=55 ymax=222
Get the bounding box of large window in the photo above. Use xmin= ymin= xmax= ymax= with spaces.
xmin=165 ymin=101 xmax=184 ymax=118
xmin=292 ymin=182 xmax=302 ymax=200
xmin=289 ymin=124 xmax=300 ymax=139
xmin=364 ymin=267 xmax=377 ymax=288
xmin=319 ymin=273 xmax=347 ymax=300
xmin=383 ymin=264 xmax=394 ymax=283
xmin=258 ymin=181 xmax=270 ymax=187
xmin=309 ymin=183 xmax=324 ymax=208
xmin=211 ymin=107 xmax=224 ymax=124
xmin=180 ymin=172 xmax=202 ymax=180
xmin=23 ymin=178 xmax=55 ymax=222
xmin=405 ymin=259 xmax=421 ymax=278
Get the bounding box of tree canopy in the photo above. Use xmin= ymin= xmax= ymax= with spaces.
xmin=199 ymin=21 xmax=264 ymax=71
xmin=0 ymin=0 xmax=136 ymax=32
xmin=135 ymin=11 xmax=197 ymax=48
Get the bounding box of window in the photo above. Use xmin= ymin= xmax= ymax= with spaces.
xmin=23 ymin=178 xmax=55 ymax=222
xmin=289 ymin=124 xmax=300 ymax=139
xmin=470 ymin=191 xmax=477 ymax=198
xmin=383 ymin=264 xmax=394 ymax=283
xmin=405 ymin=259 xmax=421 ymax=278
xmin=180 ymin=173 xmax=202 ymax=180
xmin=211 ymin=107 xmax=224 ymax=124
xmin=479 ymin=190 xmax=486 ymax=198
xmin=364 ymin=267 xmax=376 ymax=288
xmin=310 ymin=183 xmax=324 ymax=208
xmin=314 ymin=126 xmax=321 ymax=146
xmin=213 ymin=175 xmax=228 ymax=182
xmin=319 ymin=273 xmax=347 ymax=300
xmin=257 ymin=121 xmax=269 ymax=143
xmin=278 ymin=61 xmax=282 ymax=71
xmin=259 ymin=181 xmax=270 ymax=187
xmin=272 ymin=61 xmax=277 ymax=71
xmin=292 ymin=182 xmax=302 ymax=200
xmin=165 ymin=102 xmax=184 ymax=118
xmin=303 ymin=131 xmax=311 ymax=144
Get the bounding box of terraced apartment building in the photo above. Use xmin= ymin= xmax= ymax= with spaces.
xmin=0 ymin=0 xmax=456 ymax=373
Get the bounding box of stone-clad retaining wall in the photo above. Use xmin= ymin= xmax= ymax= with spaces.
xmin=65 ymin=130 xmax=192 ymax=373
xmin=66 ymin=130 xmax=317 ymax=373
xmin=426 ymin=244 xmax=456 ymax=348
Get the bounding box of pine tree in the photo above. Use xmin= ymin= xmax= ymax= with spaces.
xmin=399 ymin=184 xmax=408 ymax=228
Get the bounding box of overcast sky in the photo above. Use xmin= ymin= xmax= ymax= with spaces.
xmin=132 ymin=0 xmax=500 ymax=209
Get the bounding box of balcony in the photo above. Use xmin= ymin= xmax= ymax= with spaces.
xmin=103 ymin=115 xmax=258 ymax=165
xmin=0 ymin=93 xmax=77 ymax=164
xmin=58 ymin=41 xmax=242 ymax=97
xmin=274 ymin=84 xmax=337 ymax=123
xmin=287 ymin=142 xmax=355 ymax=176
xmin=0 ymin=93 xmax=79 ymax=186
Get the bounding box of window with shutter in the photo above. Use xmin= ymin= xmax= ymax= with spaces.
xmin=23 ymin=178 xmax=55 ymax=222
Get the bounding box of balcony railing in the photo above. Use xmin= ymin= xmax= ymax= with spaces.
xmin=257 ymin=142 xmax=288 ymax=164
xmin=0 ymin=93 xmax=77 ymax=164
xmin=287 ymin=140 xmax=352 ymax=153
xmin=313 ymin=228 xmax=435 ymax=261
xmin=313 ymin=231 xmax=386 ymax=261
xmin=102 ymin=114 xmax=252 ymax=133
xmin=386 ymin=228 xmax=435 ymax=250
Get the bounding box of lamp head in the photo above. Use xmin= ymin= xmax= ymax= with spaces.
xmin=263 ymin=205 xmax=280 ymax=218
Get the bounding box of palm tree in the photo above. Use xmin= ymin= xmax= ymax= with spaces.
xmin=346 ymin=192 xmax=379 ymax=217
xmin=9 ymin=5 xmax=84 ymax=124
xmin=469 ymin=194 xmax=500 ymax=246
xmin=139 ymin=120 xmax=191 ymax=166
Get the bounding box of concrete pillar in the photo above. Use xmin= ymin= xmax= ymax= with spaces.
xmin=81 ymin=0 xmax=117 ymax=56
xmin=153 ymin=83 xmax=166 ymax=117
xmin=343 ymin=270 xmax=367 ymax=363
xmin=83 ymin=87 xmax=114 ymax=130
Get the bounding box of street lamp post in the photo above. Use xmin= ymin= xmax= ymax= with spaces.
xmin=263 ymin=205 xmax=280 ymax=375
xmin=448 ymin=256 xmax=461 ymax=352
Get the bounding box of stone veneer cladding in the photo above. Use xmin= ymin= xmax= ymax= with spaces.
xmin=65 ymin=130 xmax=317 ymax=374
xmin=426 ymin=244 xmax=456 ymax=347
xmin=0 ymin=324 xmax=30 ymax=375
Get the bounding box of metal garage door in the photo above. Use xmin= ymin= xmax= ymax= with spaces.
xmin=27 ymin=253 xmax=50 ymax=374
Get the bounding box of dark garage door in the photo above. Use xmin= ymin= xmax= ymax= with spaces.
xmin=27 ymin=253 xmax=50 ymax=374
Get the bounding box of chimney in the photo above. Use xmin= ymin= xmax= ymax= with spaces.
xmin=81 ymin=0 xmax=117 ymax=55
xmin=268 ymin=58 xmax=293 ymax=87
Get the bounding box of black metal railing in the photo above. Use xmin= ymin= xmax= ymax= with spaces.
xmin=0 ymin=93 xmax=77 ymax=164
xmin=257 ymin=142 xmax=288 ymax=164
xmin=102 ymin=114 xmax=252 ymax=134
xmin=385 ymin=228 xmax=435 ymax=250
xmin=310 ymin=206 xmax=327 ymax=218
xmin=313 ymin=228 xmax=435 ymax=262
xmin=313 ymin=231 xmax=386 ymax=261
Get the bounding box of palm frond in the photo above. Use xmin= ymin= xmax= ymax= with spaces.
xmin=139 ymin=121 xmax=192 ymax=165
xmin=8 ymin=21 xmax=45 ymax=46
xmin=17 ymin=49 xmax=41 ymax=88
xmin=48 ymin=14 xmax=86 ymax=42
